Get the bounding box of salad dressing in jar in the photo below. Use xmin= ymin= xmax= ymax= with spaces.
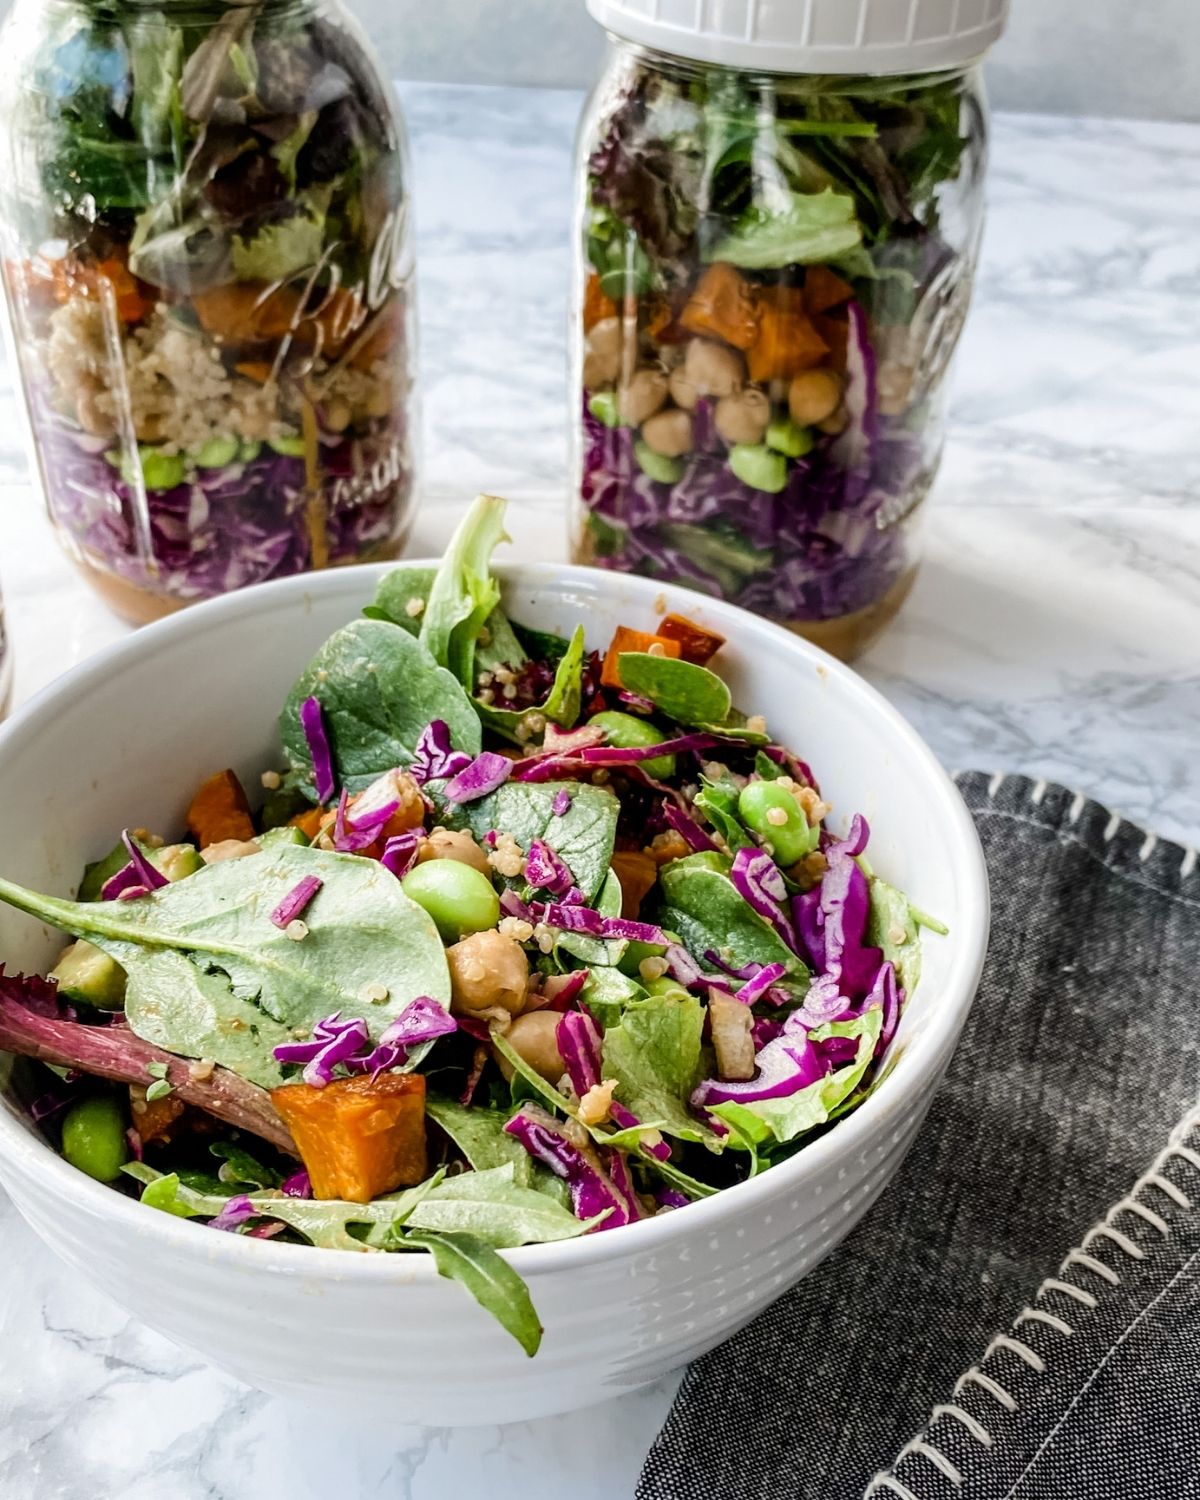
xmin=0 ymin=0 xmax=416 ymax=622
xmin=572 ymin=0 xmax=1008 ymax=659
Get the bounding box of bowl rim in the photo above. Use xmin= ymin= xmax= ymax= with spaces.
xmin=0 ymin=560 xmax=990 ymax=1282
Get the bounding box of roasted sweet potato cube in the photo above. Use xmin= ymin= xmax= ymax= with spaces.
xmin=655 ymin=613 xmax=726 ymax=665
xmin=600 ymin=626 xmax=681 ymax=689
xmin=270 ymin=1073 xmax=427 ymax=1203
xmin=187 ymin=769 xmax=256 ymax=847
xmin=129 ymin=1083 xmax=187 ymax=1145
xmin=610 ymin=851 xmax=659 ymax=918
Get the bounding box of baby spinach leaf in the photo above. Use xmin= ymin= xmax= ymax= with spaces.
xmin=0 ymin=846 xmax=451 ymax=1081
xmin=556 ymin=866 xmax=626 ymax=966
xmin=419 ymin=495 xmax=507 ymax=689
xmin=477 ymin=625 xmax=586 ymax=741
xmin=512 ymin=622 xmax=573 ymax=663
xmin=617 ymin=652 xmax=732 ymax=727
xmin=124 ymin=1162 xmax=446 ymax=1252
xmin=280 ymin=617 xmax=481 ymax=794
xmin=711 ymin=1008 xmax=883 ymax=1147
xmin=399 ymin=1228 xmax=543 ymax=1356
xmin=601 ymin=993 xmax=720 ymax=1149
xmin=400 ymin=1163 xmax=599 ymax=1248
xmin=754 ymin=751 xmax=786 ymax=781
xmin=460 ymin=782 xmax=618 ymax=903
xmin=426 ymin=1095 xmax=539 ymax=1190
xmin=658 ymin=854 xmax=806 ymax=977
xmin=577 ymin=963 xmax=646 ymax=1029
xmin=364 ymin=565 xmax=438 ymax=635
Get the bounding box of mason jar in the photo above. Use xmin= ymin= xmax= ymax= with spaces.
xmin=0 ymin=0 xmax=416 ymax=623
xmin=571 ymin=0 xmax=1007 ymax=660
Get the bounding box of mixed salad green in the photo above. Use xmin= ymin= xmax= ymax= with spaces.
xmin=574 ymin=51 xmax=982 ymax=651
xmin=0 ymin=0 xmax=413 ymax=614
xmin=0 ymin=496 xmax=942 ymax=1353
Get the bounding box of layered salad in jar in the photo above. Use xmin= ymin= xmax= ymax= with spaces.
xmin=573 ymin=55 xmax=982 ymax=657
xmin=0 ymin=0 xmax=414 ymax=620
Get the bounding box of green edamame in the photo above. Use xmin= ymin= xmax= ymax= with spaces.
xmin=729 ymin=442 xmax=788 ymax=494
xmin=738 ymin=780 xmax=820 ymax=866
xmin=138 ymin=447 xmax=187 ymax=492
xmin=589 ymin=710 xmax=676 ymax=780
xmin=634 ymin=439 xmax=684 ymax=486
xmin=61 ymin=1094 xmax=129 ymax=1183
xmin=588 ymin=390 xmax=621 ymax=428
xmin=401 ymin=860 xmax=500 ymax=943
xmin=765 ymin=416 xmax=815 ymax=459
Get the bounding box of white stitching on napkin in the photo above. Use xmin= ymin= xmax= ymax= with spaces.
xmin=955 ymin=1367 xmax=1019 ymax=1413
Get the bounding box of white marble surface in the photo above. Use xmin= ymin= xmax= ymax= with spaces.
xmin=0 ymin=84 xmax=1197 ymax=1498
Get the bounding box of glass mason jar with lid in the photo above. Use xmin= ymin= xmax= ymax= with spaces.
xmin=0 ymin=0 xmax=416 ymax=623
xmin=571 ymin=0 xmax=1008 ymax=660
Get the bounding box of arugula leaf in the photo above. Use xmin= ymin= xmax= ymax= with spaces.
xmin=0 ymin=846 xmax=451 ymax=1082
xmin=419 ymin=495 xmax=507 ymax=689
xmin=658 ymin=853 xmax=806 ymax=977
xmin=477 ymin=625 xmax=586 ymax=740
xmin=705 ymin=187 xmax=864 ymax=269
xmin=600 ymin=993 xmax=719 ymax=1148
xmin=646 ymin=1154 xmax=720 ymax=1200
xmin=124 ymin=1162 xmax=445 ymax=1252
xmin=399 ymin=1163 xmax=599 ymax=1247
xmin=711 ymin=1008 xmax=883 ymax=1146
xmin=617 ymin=653 xmax=731 ymax=727
xmin=280 ymin=617 xmax=481 ymax=795
xmin=866 ymin=876 xmax=924 ymax=996
xmin=459 ymin=782 xmax=618 ymax=903
xmin=400 ymin=1229 xmax=543 ymax=1357
xmin=693 ymin=779 xmax=754 ymax=852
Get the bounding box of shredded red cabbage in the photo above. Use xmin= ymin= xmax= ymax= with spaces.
xmin=350 ymin=996 xmax=457 ymax=1076
xmin=556 ymin=1010 xmax=603 ymax=1096
xmin=735 ymin=962 xmax=788 ymax=1006
xmin=443 ymin=751 xmax=512 ymax=803
xmin=209 ymin=1193 xmax=257 ymax=1233
xmin=609 ymin=1100 xmax=672 ymax=1161
xmin=300 ymin=696 xmax=335 ymax=804
xmin=273 ymin=1012 xmax=370 ymax=1088
xmin=655 ymin=1188 xmax=690 ymax=1210
xmin=332 ymin=790 xmax=384 ymax=853
xmin=730 ymin=847 xmax=799 ymax=952
xmin=381 ymin=831 xmax=421 ymax=879
xmin=551 ymin=788 xmax=572 ymax=817
xmin=280 ymin=1169 xmax=312 ymax=1198
xmin=504 ymin=1104 xmax=633 ymax=1229
xmin=536 ymin=901 xmax=667 ymax=946
xmin=101 ymin=861 xmax=149 ymax=901
xmin=411 ymin=720 xmax=473 ymax=784
xmin=525 ymin=839 xmax=577 ymax=898
xmin=269 ymin=875 xmax=323 ymax=929
xmin=692 ymin=1033 xmax=829 ymax=1107
xmin=663 ymin=802 xmax=719 ymax=854
xmin=121 ymin=830 xmax=170 ymax=892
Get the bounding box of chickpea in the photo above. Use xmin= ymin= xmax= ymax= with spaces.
xmin=877 ymin=361 xmax=915 ymax=417
xmin=446 ymin=929 xmax=529 ymax=1019
xmin=418 ymin=827 xmax=491 ymax=876
xmin=617 ymin=369 xmax=669 ymax=426
xmin=683 ymin=338 xmax=745 ymax=399
xmin=817 ymin=406 xmax=849 ymax=436
xmin=324 ymin=397 xmax=352 ymax=433
xmin=788 ymin=368 xmax=842 ymax=427
xmin=640 ymin=407 xmax=693 ymax=459
xmin=714 ymin=388 xmax=771 ymax=446
xmin=495 ymin=1011 xmax=565 ymax=1084
xmin=668 ymin=368 xmax=699 ymax=411
xmin=582 ymin=315 xmax=624 ymax=389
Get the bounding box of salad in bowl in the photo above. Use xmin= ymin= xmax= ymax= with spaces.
xmin=0 ymin=496 xmax=942 ymax=1355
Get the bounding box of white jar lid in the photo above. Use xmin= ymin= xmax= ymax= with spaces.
xmin=585 ymin=0 xmax=1010 ymax=75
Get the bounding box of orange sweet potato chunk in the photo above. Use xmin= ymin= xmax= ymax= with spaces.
xmin=655 ymin=613 xmax=726 ymax=665
xmin=187 ymin=769 xmax=256 ymax=847
xmin=271 ymin=1073 xmax=427 ymax=1203
xmin=804 ymin=265 xmax=855 ymax=316
xmin=746 ymin=293 xmax=829 ymax=383
xmin=289 ymin=807 xmax=326 ymax=839
xmin=610 ymin=851 xmax=659 ymax=918
xmin=679 ymin=263 xmax=759 ymax=350
xmin=600 ymin=627 xmax=681 ymax=689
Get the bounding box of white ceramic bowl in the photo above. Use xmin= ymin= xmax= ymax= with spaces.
xmin=0 ymin=563 xmax=988 ymax=1425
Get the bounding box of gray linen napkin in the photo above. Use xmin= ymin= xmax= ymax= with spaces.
xmin=639 ymin=771 xmax=1200 ymax=1500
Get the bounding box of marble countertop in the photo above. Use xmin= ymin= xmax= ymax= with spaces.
xmin=0 ymin=83 xmax=1196 ymax=1499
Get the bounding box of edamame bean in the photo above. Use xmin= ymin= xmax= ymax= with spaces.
xmin=765 ymin=415 xmax=815 ymax=459
xmin=738 ymin=780 xmax=820 ymax=865
xmin=729 ymin=443 xmax=788 ymax=494
xmin=139 ymin=447 xmax=186 ymax=492
xmin=61 ymin=1094 xmax=129 ymax=1183
xmin=194 ymin=435 xmax=240 ymax=468
xmin=402 ymin=859 xmax=500 ymax=942
xmin=588 ymin=390 xmax=621 ymax=428
xmin=590 ymin=709 xmax=676 ymax=780
xmin=634 ymin=439 xmax=684 ymax=486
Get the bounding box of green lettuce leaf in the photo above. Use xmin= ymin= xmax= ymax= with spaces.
xmin=600 ymin=993 xmax=719 ymax=1148
xmin=398 ymin=1163 xmax=601 ymax=1247
xmin=710 ymin=1007 xmax=883 ymax=1147
xmin=419 ymin=495 xmax=507 ymax=690
xmin=706 ymin=188 xmax=863 ymax=270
